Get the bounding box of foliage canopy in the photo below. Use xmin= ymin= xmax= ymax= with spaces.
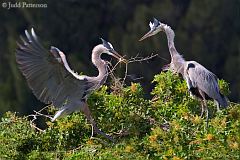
xmin=1 ymin=72 xmax=239 ymax=159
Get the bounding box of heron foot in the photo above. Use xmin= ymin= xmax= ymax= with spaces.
xmin=199 ymin=108 xmax=209 ymax=129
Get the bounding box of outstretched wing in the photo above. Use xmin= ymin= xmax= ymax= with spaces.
xmin=186 ymin=61 xmax=220 ymax=100
xmin=16 ymin=28 xmax=93 ymax=108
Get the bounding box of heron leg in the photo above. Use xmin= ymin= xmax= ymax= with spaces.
xmin=81 ymin=103 xmax=113 ymax=141
xmin=216 ymin=101 xmax=221 ymax=112
xmin=204 ymin=100 xmax=209 ymax=128
xmin=199 ymin=90 xmax=209 ymax=128
xmin=200 ymin=100 xmax=205 ymax=118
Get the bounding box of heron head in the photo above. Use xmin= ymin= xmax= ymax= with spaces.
xmin=139 ymin=18 xmax=164 ymax=41
xmin=100 ymin=38 xmax=127 ymax=63
xmin=50 ymin=46 xmax=63 ymax=63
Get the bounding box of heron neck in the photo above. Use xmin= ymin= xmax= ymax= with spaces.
xmin=163 ymin=26 xmax=179 ymax=61
xmin=91 ymin=46 xmax=108 ymax=80
xmin=163 ymin=25 xmax=185 ymax=65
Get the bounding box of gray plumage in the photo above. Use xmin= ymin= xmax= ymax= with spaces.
xmin=16 ymin=28 xmax=125 ymax=140
xmin=185 ymin=61 xmax=228 ymax=107
xmin=139 ymin=18 xmax=228 ymax=126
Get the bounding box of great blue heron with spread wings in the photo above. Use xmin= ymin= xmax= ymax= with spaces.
xmin=139 ymin=18 xmax=228 ymax=126
xmin=16 ymin=28 xmax=126 ymax=141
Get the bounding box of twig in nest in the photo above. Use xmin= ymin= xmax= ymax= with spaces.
xmin=118 ymin=53 xmax=159 ymax=86
xmin=67 ymin=145 xmax=84 ymax=154
xmin=150 ymin=95 xmax=160 ymax=103
xmin=27 ymin=105 xmax=53 ymax=132
xmin=32 ymin=110 xmax=53 ymax=120
xmin=107 ymin=60 xmax=125 ymax=94
xmin=148 ymin=116 xmax=170 ymax=131
xmin=112 ymin=129 xmax=130 ymax=138
xmin=127 ymin=53 xmax=158 ymax=63
xmin=100 ymin=53 xmax=159 ymax=92
xmin=29 ymin=121 xmax=44 ymax=132
xmin=156 ymin=53 xmax=169 ymax=62
xmin=122 ymin=53 xmax=159 ymax=85
xmin=90 ymin=136 xmax=110 ymax=145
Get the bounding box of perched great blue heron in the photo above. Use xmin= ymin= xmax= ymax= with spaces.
xmin=139 ymin=18 xmax=228 ymax=125
xmin=16 ymin=28 xmax=126 ymax=141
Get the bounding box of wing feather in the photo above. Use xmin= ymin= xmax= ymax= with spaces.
xmin=186 ymin=61 xmax=221 ymax=100
xmin=16 ymin=29 xmax=93 ymax=108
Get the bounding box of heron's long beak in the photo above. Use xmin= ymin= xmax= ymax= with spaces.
xmin=111 ymin=50 xmax=128 ymax=63
xmin=139 ymin=30 xmax=154 ymax=41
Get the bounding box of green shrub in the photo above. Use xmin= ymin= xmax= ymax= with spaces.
xmin=0 ymin=72 xmax=239 ymax=159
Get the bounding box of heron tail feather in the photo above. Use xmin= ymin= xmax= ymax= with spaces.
xmin=217 ymin=93 xmax=229 ymax=108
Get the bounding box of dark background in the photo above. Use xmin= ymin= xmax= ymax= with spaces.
xmin=0 ymin=0 xmax=239 ymax=116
